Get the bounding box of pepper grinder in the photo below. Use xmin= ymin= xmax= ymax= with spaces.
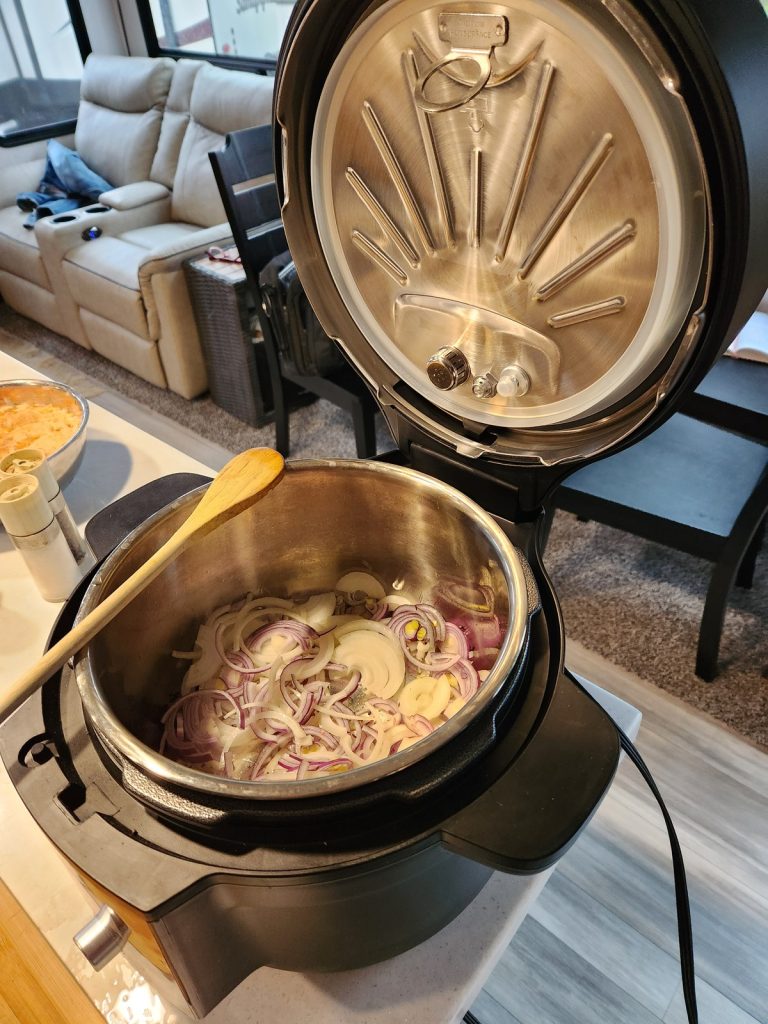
xmin=0 ymin=474 xmax=83 ymax=602
xmin=0 ymin=449 xmax=96 ymax=572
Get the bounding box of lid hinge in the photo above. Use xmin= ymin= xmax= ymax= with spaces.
xmin=407 ymin=442 xmax=565 ymax=521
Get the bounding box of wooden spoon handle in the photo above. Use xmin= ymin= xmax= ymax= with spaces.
xmin=0 ymin=447 xmax=285 ymax=725
xmin=2 ymin=528 xmax=190 ymax=722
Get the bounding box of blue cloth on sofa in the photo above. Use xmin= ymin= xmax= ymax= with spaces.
xmin=17 ymin=139 xmax=113 ymax=228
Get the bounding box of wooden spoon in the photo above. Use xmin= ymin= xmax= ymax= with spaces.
xmin=1 ymin=447 xmax=285 ymax=724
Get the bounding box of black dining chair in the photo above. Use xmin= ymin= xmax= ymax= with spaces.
xmin=210 ymin=123 xmax=379 ymax=458
xmin=683 ymin=353 xmax=768 ymax=443
xmin=543 ymin=411 xmax=767 ymax=680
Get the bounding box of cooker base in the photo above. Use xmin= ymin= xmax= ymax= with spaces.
xmin=0 ymin=473 xmax=620 ymax=1017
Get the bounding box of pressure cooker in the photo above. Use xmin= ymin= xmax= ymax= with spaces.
xmin=2 ymin=0 xmax=766 ymax=1019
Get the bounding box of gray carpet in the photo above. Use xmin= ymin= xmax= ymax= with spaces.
xmin=546 ymin=513 xmax=768 ymax=749
xmin=2 ymin=306 xmax=766 ymax=748
xmin=0 ymin=306 xmax=395 ymax=460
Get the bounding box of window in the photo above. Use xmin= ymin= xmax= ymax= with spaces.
xmin=138 ymin=0 xmax=295 ymax=71
xmin=0 ymin=0 xmax=89 ymax=146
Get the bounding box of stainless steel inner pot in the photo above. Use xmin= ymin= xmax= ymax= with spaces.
xmin=74 ymin=460 xmax=529 ymax=800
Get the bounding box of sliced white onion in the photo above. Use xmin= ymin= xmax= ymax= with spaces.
xmin=336 ymin=571 xmax=386 ymax=599
xmin=334 ymin=628 xmax=405 ymax=699
xmin=399 ymin=674 xmax=451 ymax=719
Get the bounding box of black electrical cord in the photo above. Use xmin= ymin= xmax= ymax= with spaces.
xmin=615 ymin=724 xmax=699 ymax=1023
xmin=464 ymin=703 xmax=699 ymax=1024
xmin=566 ymin=670 xmax=699 ymax=1022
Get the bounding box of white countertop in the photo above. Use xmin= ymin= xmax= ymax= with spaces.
xmin=0 ymin=349 xmax=641 ymax=1024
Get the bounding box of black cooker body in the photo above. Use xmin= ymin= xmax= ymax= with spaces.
xmin=1 ymin=498 xmax=618 ymax=1017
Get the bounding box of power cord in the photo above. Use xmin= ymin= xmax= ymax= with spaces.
xmin=569 ymin=669 xmax=699 ymax=1022
xmin=463 ymin=684 xmax=700 ymax=1024
xmin=616 ymin=724 xmax=699 ymax=1023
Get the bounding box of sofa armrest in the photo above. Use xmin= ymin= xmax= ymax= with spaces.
xmin=35 ymin=198 xmax=174 ymax=259
xmin=0 ymin=157 xmax=47 ymax=209
xmin=138 ymin=223 xmax=233 ymax=279
xmin=99 ymin=181 xmax=170 ymax=211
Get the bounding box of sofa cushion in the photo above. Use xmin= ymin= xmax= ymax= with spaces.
xmin=75 ymin=55 xmax=174 ymax=188
xmin=171 ymin=64 xmax=273 ymax=227
xmin=80 ymin=54 xmax=174 ymax=113
xmin=0 ymin=206 xmax=50 ymax=290
xmin=190 ymin=64 xmax=274 ymax=136
xmin=63 ymin=236 xmax=151 ymax=339
xmin=80 ymin=309 xmax=167 ymax=388
xmin=62 ymin=223 xmax=202 ymax=341
xmin=150 ymin=60 xmax=202 ymax=189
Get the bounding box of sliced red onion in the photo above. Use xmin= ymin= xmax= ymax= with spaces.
xmin=308 ymin=758 xmax=352 ymax=772
xmin=452 ymin=613 xmax=504 ymax=656
xmin=161 ymin=582 xmax=497 ymax=782
xmin=371 ymin=600 xmax=388 ymax=621
xmin=278 ymin=753 xmax=302 ymax=771
xmin=250 ymin=744 xmax=275 ymax=779
xmin=246 ymin=619 xmax=317 ymax=654
xmin=407 ymin=714 xmax=434 ymax=736
xmin=214 ymin=623 xmax=258 ymax=673
xmin=296 ymin=690 xmax=318 ymax=726
xmin=324 ymin=671 xmax=361 ymax=706
xmin=180 ymin=749 xmax=219 ymax=765
xmin=304 ymin=726 xmax=338 ymax=750
xmin=279 ymin=675 xmax=301 ymax=715
xmin=369 ymin=698 xmax=399 ymax=715
xmin=451 ymin=658 xmax=480 ymax=700
xmin=161 ymin=688 xmax=244 ymax=731
xmin=359 ymin=734 xmax=376 ymax=758
xmin=251 ymin=724 xmax=281 ymax=744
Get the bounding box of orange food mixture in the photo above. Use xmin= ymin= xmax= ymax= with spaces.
xmin=0 ymin=391 xmax=81 ymax=461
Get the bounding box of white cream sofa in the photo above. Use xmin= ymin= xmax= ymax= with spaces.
xmin=0 ymin=55 xmax=273 ymax=398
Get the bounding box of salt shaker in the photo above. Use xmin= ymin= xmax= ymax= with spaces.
xmin=0 ymin=448 xmax=95 ymax=571
xmin=0 ymin=474 xmax=83 ymax=601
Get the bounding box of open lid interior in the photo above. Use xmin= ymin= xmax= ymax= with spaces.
xmin=279 ymin=0 xmax=714 ymax=465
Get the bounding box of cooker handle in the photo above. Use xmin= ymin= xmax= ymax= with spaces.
xmin=439 ymin=670 xmax=620 ymax=873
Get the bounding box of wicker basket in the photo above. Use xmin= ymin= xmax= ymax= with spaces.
xmin=184 ymin=252 xmax=274 ymax=426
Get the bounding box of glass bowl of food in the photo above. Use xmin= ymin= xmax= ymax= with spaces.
xmin=0 ymin=379 xmax=88 ymax=483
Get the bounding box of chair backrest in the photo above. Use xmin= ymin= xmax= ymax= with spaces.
xmin=209 ymin=123 xmax=287 ymax=290
xmin=75 ymin=55 xmax=174 ymax=187
xmin=172 ymin=65 xmax=274 ymax=227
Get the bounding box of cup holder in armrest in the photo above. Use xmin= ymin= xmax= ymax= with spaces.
xmin=84 ymin=205 xmax=110 ymax=214
xmin=51 ymin=214 xmax=78 ymax=223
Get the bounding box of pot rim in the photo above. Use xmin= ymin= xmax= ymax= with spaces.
xmin=74 ymin=459 xmax=530 ymax=800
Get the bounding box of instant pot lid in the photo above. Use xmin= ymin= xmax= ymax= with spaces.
xmin=276 ymin=0 xmax=724 ymax=465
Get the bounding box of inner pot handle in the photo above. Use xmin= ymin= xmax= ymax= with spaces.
xmin=439 ymin=671 xmax=619 ymax=873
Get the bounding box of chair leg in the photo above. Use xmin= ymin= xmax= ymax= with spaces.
xmin=697 ymin=562 xmax=734 ymax=682
xmin=735 ymin=516 xmax=765 ymax=589
xmin=351 ymin=400 xmax=377 ymax=459
xmin=696 ymin=477 xmax=768 ymax=681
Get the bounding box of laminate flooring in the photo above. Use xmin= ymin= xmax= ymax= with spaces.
xmin=467 ymin=642 xmax=768 ymax=1024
